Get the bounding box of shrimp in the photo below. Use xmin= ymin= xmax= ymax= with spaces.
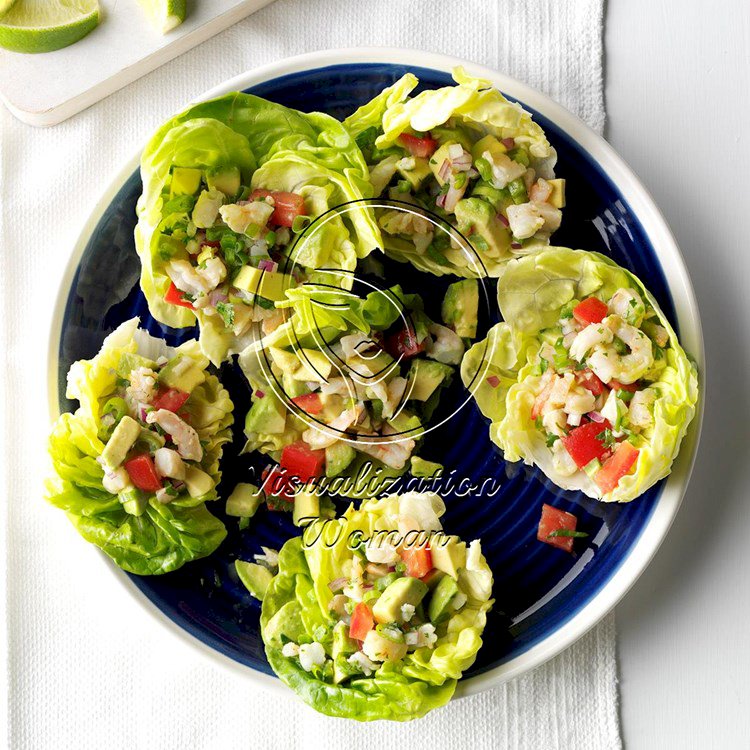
xmin=628 ymin=388 xmax=656 ymax=429
xmin=354 ymin=432 xmax=415 ymax=470
xmin=608 ymin=288 xmax=645 ymax=327
xmin=146 ymin=409 xmax=203 ymax=461
xmin=426 ymin=324 xmax=464 ymax=365
xmin=153 ymin=447 xmax=186 ymax=481
xmin=302 ymin=405 xmax=363 ymax=450
xmin=604 ymin=315 xmax=654 ymax=383
xmin=379 ymin=207 xmax=433 ymax=236
xmin=219 ymin=201 xmax=274 ymax=234
xmin=126 ymin=366 xmax=158 ymax=409
xmin=569 ymin=323 xmax=613 ymax=361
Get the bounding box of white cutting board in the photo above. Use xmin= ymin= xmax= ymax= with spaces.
xmin=0 ymin=0 xmax=275 ymax=127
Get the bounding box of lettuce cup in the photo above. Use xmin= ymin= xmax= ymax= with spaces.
xmin=257 ymin=492 xmax=494 ymax=720
xmin=46 ymin=319 xmax=233 ymax=574
xmin=461 ymin=248 xmax=698 ymax=502
xmin=344 ymin=68 xmax=563 ymax=277
xmin=135 ymin=93 xmax=381 ymax=364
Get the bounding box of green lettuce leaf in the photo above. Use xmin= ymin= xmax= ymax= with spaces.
xmin=260 ymin=493 xmax=493 ymax=720
xmin=46 ymin=319 xmax=233 ymax=574
xmin=461 ymin=248 xmax=699 ymax=502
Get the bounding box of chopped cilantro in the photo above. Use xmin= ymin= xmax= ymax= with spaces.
xmin=216 ymin=301 xmax=235 ymax=328
xmin=547 ymin=529 xmax=589 ymax=539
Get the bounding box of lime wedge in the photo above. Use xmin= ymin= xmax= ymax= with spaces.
xmin=0 ymin=0 xmax=18 ymax=19
xmin=139 ymin=0 xmax=187 ymax=34
xmin=0 ymin=0 xmax=100 ymax=54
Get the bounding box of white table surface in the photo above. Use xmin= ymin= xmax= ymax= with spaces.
xmin=606 ymin=0 xmax=749 ymax=747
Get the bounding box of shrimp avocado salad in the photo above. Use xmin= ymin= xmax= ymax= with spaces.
xmin=46 ymin=70 xmax=699 ymax=722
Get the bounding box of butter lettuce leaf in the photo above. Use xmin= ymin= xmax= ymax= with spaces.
xmin=461 ymin=248 xmax=699 ymax=502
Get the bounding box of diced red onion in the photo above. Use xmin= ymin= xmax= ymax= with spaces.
xmin=588 ymin=411 xmax=606 ymax=423
xmin=511 ymin=242 xmax=522 ymax=250
xmin=450 ymin=152 xmax=473 ymax=172
xmin=208 ymin=289 xmax=228 ymax=307
xmin=497 ymin=213 xmax=510 ymax=227
xmin=362 ymin=584 xmax=374 ymax=591
xmin=257 ymin=259 xmax=278 ymax=273
xmin=139 ymin=405 xmax=149 ymax=421
xmin=466 ymin=167 xmax=479 ymax=178
xmin=172 ymin=480 xmax=185 ymax=491
xmin=438 ymin=159 xmax=451 ymax=182
xmin=328 ymin=577 xmax=347 ymax=592
xmin=486 ymin=375 xmax=500 ymax=388
xmin=448 ymin=143 xmax=464 ymax=159
xmin=255 ymin=389 xmax=265 ymax=399
xmin=502 ymin=137 xmax=516 ymax=149
xmin=435 ymin=192 xmax=447 ymax=209
xmin=443 ymin=181 xmax=465 ymax=213
xmin=305 ymin=382 xmax=321 ymax=392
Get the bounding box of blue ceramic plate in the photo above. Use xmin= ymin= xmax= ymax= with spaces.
xmin=48 ymin=50 xmax=704 ymax=695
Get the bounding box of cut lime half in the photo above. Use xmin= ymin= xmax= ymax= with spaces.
xmin=0 ymin=0 xmax=100 ymax=54
xmin=139 ymin=0 xmax=187 ymax=34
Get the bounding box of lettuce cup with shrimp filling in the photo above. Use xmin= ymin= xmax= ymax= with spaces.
xmin=344 ymin=67 xmax=563 ymax=277
xmin=461 ymin=248 xmax=698 ymax=502
xmin=256 ymin=492 xmax=494 ymax=721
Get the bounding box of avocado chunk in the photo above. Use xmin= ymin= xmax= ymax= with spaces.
xmin=101 ymin=415 xmax=141 ymax=470
xmin=372 ymin=576 xmax=428 ymax=624
xmin=325 ymin=442 xmax=356 ymax=477
xmin=407 ymin=359 xmax=453 ymax=401
xmin=547 ymin=178 xmax=566 ymax=208
xmin=184 ymin=466 xmax=214 ymax=498
xmin=235 ymin=560 xmax=273 ymax=601
xmin=386 ymin=410 xmax=423 ymax=437
xmin=332 ymin=621 xmax=358 ymax=684
xmin=428 ymin=574 xmax=460 ymax=624
xmin=206 ymin=166 xmax=241 ymax=197
xmin=116 ymin=352 xmax=157 ymax=379
xmin=396 ymin=156 xmax=432 ymax=190
xmin=292 ymin=490 xmax=320 ymax=527
xmin=170 ymin=167 xmax=203 ymax=196
xmin=410 ymin=456 xmax=443 ymax=479
xmin=192 ymin=188 xmax=224 ymax=229
xmin=265 ymin=601 xmax=306 ymax=647
xmin=454 ymin=197 xmax=510 ymax=257
xmin=226 ymin=483 xmax=263 ymax=517
xmin=429 ymin=142 xmax=456 ymax=186
xmin=159 ymin=354 xmax=206 ymax=393
xmin=471 ymin=180 xmax=512 ymax=212
xmin=119 ymin=487 xmax=147 ymax=516
xmin=233 ymin=265 xmax=291 ymax=302
xmin=244 ymin=393 xmax=287 ymax=436
xmin=430 ymin=535 xmax=467 ymax=579
xmin=442 ymin=279 xmax=479 ymax=339
xmin=420 ymin=568 xmax=446 ymax=591
xmin=282 ymin=373 xmax=309 ymax=398
xmin=471 ymin=134 xmax=508 ymax=163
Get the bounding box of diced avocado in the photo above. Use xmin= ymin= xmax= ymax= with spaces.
xmin=206 ymin=166 xmax=241 ymax=197
xmin=396 ymin=156 xmax=432 ymax=189
xmin=244 ymin=393 xmax=287 ymax=435
xmin=420 ymin=568 xmax=446 ymax=591
xmin=233 ymin=265 xmax=290 ymax=302
xmin=235 ymin=560 xmax=273 ymax=601
xmin=372 ymin=576 xmax=428 ymax=624
xmin=547 ymin=178 xmax=566 ymax=208
xmin=135 ymin=427 xmax=165 ymax=453
xmin=226 ymin=483 xmax=263 ymax=517
xmin=363 ymin=629 xmax=407 ymax=662
xmin=407 ymin=359 xmax=453 ymax=402
xmin=442 ymin=279 xmax=479 ymax=339
xmin=292 ymin=349 xmax=333 ymax=383
xmin=332 ymin=621 xmax=358 ymax=684
xmin=430 ymin=535 xmax=467 ymax=579
xmin=410 ymin=456 xmax=444 ymax=479
xmin=386 ymin=410 xmax=423 ymax=437
xmin=282 ymin=373 xmax=309 ymax=399
xmin=429 ymin=142 xmax=456 ymax=186
xmin=325 ymin=442 xmax=356 ymax=477
xmin=269 ymin=346 xmax=300 ymax=374
xmin=159 ymin=354 xmax=206 ymax=393
xmin=293 ymin=490 xmax=320 ymax=527
xmin=170 ymin=167 xmax=202 ymax=196
xmin=428 ymin=574 xmax=460 ymax=624
xmin=430 ymin=125 xmax=473 ymax=152
xmin=101 ymin=416 xmax=141 ymax=469
xmin=119 ymin=487 xmax=147 ymax=516
xmin=192 ymin=189 xmax=224 ymax=229
xmin=454 ymin=197 xmax=510 ymax=257
xmin=184 ymin=466 xmax=214 ymax=498
xmin=471 ymin=180 xmax=512 ymax=212
xmin=116 ymin=352 xmax=157 ymax=379
xmin=348 ymin=349 xmax=395 ymax=380
xmin=264 ymin=601 xmax=306 ymax=646
xmin=471 ymin=134 xmax=508 ymax=163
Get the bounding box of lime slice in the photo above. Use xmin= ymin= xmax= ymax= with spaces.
xmin=139 ymin=0 xmax=186 ymax=34
xmin=0 ymin=0 xmax=18 ymax=19
xmin=0 ymin=0 xmax=100 ymax=54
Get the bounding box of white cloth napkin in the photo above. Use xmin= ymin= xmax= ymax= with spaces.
xmin=2 ymin=1 xmax=615 ymax=747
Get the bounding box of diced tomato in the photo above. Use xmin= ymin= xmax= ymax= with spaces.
xmin=399 ymin=545 xmax=432 ymax=579
xmin=152 ymin=387 xmax=190 ymax=413
xmin=608 ymin=378 xmax=639 ymax=393
xmin=251 ymin=189 xmax=305 ymax=228
xmin=397 ymin=132 xmax=438 ymax=158
xmin=291 ymin=392 xmax=323 ymax=415
xmin=537 ymin=503 xmax=578 ymax=553
xmin=261 ymin=466 xmax=297 ymax=500
xmin=280 ymin=441 xmax=326 ymax=483
xmin=575 ymin=369 xmax=607 ymax=397
xmin=201 ymin=240 xmax=221 ymax=249
xmin=124 ymin=453 xmax=163 ymax=493
xmin=595 ymin=442 xmax=640 ymax=494
xmin=531 ymin=378 xmax=555 ymax=419
xmin=573 ymin=297 xmax=608 ymax=325
xmin=164 ymin=282 xmax=194 ymax=309
xmin=561 ymin=421 xmax=611 ymax=469
xmin=349 ymin=602 xmax=374 ymax=641
xmin=384 ymin=326 xmax=424 ymax=360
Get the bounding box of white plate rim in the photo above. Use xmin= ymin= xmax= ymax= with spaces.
xmin=46 ymin=46 xmax=706 ymax=700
